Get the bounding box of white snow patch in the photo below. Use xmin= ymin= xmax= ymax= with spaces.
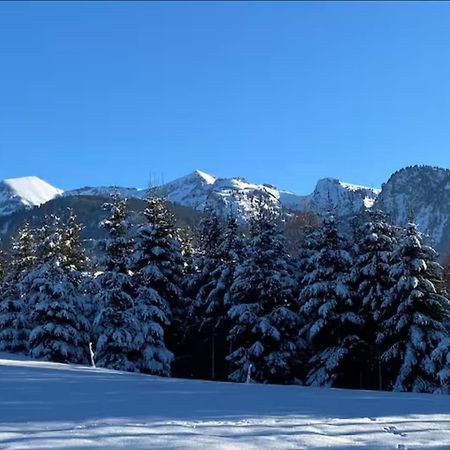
xmin=363 ymin=197 xmax=376 ymax=208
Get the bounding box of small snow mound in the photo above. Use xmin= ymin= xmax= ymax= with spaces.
xmin=3 ymin=176 xmax=63 ymax=207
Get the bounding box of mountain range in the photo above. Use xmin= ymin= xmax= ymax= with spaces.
xmin=0 ymin=165 xmax=449 ymax=257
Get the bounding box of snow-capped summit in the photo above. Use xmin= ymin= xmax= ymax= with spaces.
xmin=0 ymin=176 xmax=63 ymax=216
xmin=153 ymin=170 xmax=218 ymax=210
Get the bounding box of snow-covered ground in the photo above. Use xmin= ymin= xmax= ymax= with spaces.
xmin=0 ymin=354 xmax=449 ymax=449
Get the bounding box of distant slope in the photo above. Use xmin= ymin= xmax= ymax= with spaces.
xmin=0 ymin=353 xmax=450 ymax=449
xmin=0 ymin=194 xmax=201 ymax=250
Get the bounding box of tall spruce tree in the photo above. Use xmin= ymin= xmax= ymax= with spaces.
xmin=0 ymin=224 xmax=36 ymax=353
xmin=60 ymin=209 xmax=88 ymax=272
xmin=60 ymin=210 xmax=94 ymax=335
xmin=299 ymin=213 xmax=364 ymax=388
xmin=188 ymin=207 xmax=238 ymax=379
xmin=130 ymin=195 xmax=185 ymax=376
xmin=350 ymin=209 xmax=398 ymax=389
xmin=227 ymin=201 xmax=299 ymax=384
xmin=26 ymin=216 xmax=90 ymax=363
xmin=93 ymin=195 xmax=140 ymax=372
xmin=190 ymin=212 xmax=244 ymax=380
xmin=379 ymin=223 xmax=450 ymax=392
xmin=0 ymin=249 xmax=5 ymax=282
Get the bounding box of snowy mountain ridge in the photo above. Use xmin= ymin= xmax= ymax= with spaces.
xmin=61 ymin=170 xmax=379 ymax=221
xmin=3 ymin=165 xmax=450 ymax=254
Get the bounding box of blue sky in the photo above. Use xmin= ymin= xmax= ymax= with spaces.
xmin=1 ymin=2 xmax=450 ymax=194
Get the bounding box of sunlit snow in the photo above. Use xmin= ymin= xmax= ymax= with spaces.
xmin=3 ymin=176 xmax=63 ymax=207
xmin=0 ymin=353 xmax=449 ymax=449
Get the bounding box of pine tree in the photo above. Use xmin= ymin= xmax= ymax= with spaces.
xmin=191 ymin=212 xmax=244 ymax=380
xmin=299 ymin=213 xmax=363 ymax=388
xmin=26 ymin=216 xmax=90 ymax=364
xmin=93 ymin=195 xmax=140 ymax=372
xmin=379 ymin=223 xmax=450 ymax=392
xmin=227 ymin=202 xmax=298 ymax=384
xmin=60 ymin=209 xmax=88 ymax=272
xmin=443 ymin=254 xmax=450 ymax=297
xmin=210 ymin=214 xmax=244 ymax=380
xmin=186 ymin=207 xmax=232 ymax=380
xmin=130 ymin=195 xmax=185 ymax=376
xmin=0 ymin=249 xmax=5 ymax=282
xmin=350 ymin=209 xmax=398 ymax=389
xmin=0 ymin=223 xmax=36 ymax=354
xmin=431 ymin=336 xmax=450 ymax=393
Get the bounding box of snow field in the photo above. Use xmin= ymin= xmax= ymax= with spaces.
xmin=1 ymin=354 xmax=450 ymax=449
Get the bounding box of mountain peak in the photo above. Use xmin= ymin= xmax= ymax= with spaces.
xmin=191 ymin=170 xmax=216 ymax=184
xmin=2 ymin=176 xmax=63 ymax=206
xmin=0 ymin=176 xmax=63 ymax=216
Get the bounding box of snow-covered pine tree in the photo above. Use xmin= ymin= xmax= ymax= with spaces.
xmin=299 ymin=213 xmax=364 ymax=388
xmin=93 ymin=195 xmax=140 ymax=372
xmin=350 ymin=209 xmax=398 ymax=389
xmin=431 ymin=335 xmax=450 ymax=393
xmin=211 ymin=213 xmax=244 ymax=380
xmin=227 ymin=200 xmax=299 ymax=384
xmin=0 ymin=224 xmax=36 ymax=354
xmin=443 ymin=254 xmax=450 ymax=298
xmin=185 ymin=206 xmax=225 ymax=379
xmin=26 ymin=216 xmax=90 ymax=364
xmin=130 ymin=195 xmax=185 ymax=376
xmin=0 ymin=249 xmax=5 ymax=282
xmin=59 ymin=209 xmax=95 ymax=333
xmin=0 ymin=223 xmax=37 ymax=353
xmin=379 ymin=222 xmax=450 ymax=392
xmin=192 ymin=211 xmax=244 ymax=380
xmin=60 ymin=209 xmax=88 ymax=272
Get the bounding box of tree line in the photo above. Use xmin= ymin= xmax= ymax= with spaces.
xmin=1 ymin=194 xmax=450 ymax=394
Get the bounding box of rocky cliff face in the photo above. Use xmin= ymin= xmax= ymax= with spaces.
xmin=376 ymin=165 xmax=450 ymax=255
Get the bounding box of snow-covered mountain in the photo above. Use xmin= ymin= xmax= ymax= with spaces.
xmin=64 ymin=185 xmax=143 ymax=199
xmin=0 ymin=176 xmax=63 ymax=216
xmin=376 ymin=165 xmax=450 ymax=254
xmin=151 ymin=171 xmax=288 ymax=221
xmin=150 ymin=170 xmax=380 ymax=221
xmin=0 ymin=171 xmax=380 ymax=222
xmin=3 ymin=166 xmax=450 ymax=255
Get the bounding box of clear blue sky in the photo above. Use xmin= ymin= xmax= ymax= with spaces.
xmin=1 ymin=1 xmax=450 ymax=194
